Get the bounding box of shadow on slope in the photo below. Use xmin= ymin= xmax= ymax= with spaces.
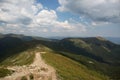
xmin=0 ymin=37 xmax=36 ymax=63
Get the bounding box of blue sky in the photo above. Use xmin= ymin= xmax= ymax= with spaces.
xmin=0 ymin=0 xmax=120 ymax=37
xmin=37 ymin=0 xmax=59 ymax=10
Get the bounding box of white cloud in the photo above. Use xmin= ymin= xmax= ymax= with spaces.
xmin=58 ymin=0 xmax=120 ymax=23
xmin=0 ymin=0 xmax=86 ymax=36
xmin=42 ymin=29 xmax=48 ymax=32
xmin=34 ymin=10 xmax=57 ymax=26
xmin=31 ymin=9 xmax=86 ymax=33
xmin=0 ymin=0 xmax=43 ymax=24
xmin=0 ymin=27 xmax=4 ymax=32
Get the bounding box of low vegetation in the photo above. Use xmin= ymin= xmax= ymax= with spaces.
xmin=0 ymin=49 xmax=35 ymax=66
xmin=0 ymin=68 xmax=13 ymax=78
xmin=42 ymin=49 xmax=109 ymax=80
xmin=0 ymin=35 xmax=119 ymax=79
xmin=21 ymin=76 xmax=27 ymax=80
xmin=29 ymin=73 xmax=34 ymax=80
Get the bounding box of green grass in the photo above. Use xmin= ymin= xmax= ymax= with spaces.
xmin=69 ymin=39 xmax=92 ymax=50
xmin=0 ymin=68 xmax=13 ymax=78
xmin=59 ymin=51 xmax=109 ymax=74
xmin=0 ymin=45 xmax=110 ymax=80
xmin=0 ymin=49 xmax=35 ymax=66
xmin=41 ymin=50 xmax=110 ymax=80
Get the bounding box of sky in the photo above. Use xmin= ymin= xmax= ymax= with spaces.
xmin=0 ymin=0 xmax=120 ymax=37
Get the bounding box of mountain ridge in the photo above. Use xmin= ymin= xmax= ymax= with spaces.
xmin=0 ymin=33 xmax=120 ymax=80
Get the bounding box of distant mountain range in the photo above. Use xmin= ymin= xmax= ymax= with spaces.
xmin=0 ymin=33 xmax=120 ymax=80
xmin=49 ymin=36 xmax=120 ymax=44
xmin=105 ymin=37 xmax=120 ymax=44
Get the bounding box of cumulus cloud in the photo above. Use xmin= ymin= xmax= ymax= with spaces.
xmin=0 ymin=0 xmax=86 ymax=36
xmin=58 ymin=0 xmax=120 ymax=23
xmin=31 ymin=9 xmax=86 ymax=33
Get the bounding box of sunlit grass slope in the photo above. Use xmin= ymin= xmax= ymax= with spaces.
xmin=41 ymin=49 xmax=109 ymax=80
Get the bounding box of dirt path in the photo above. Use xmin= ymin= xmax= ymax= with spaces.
xmin=0 ymin=52 xmax=57 ymax=80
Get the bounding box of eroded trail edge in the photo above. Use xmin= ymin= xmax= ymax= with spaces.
xmin=0 ymin=52 xmax=57 ymax=80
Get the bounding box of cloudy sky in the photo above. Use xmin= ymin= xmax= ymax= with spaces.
xmin=0 ymin=0 xmax=120 ymax=37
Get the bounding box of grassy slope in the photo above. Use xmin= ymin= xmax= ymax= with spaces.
xmin=0 ymin=48 xmax=35 ymax=66
xmin=58 ymin=38 xmax=120 ymax=79
xmin=0 ymin=44 xmax=112 ymax=80
xmin=59 ymin=51 xmax=109 ymax=73
xmin=0 ymin=48 xmax=36 ymax=78
xmin=41 ymin=48 xmax=109 ymax=80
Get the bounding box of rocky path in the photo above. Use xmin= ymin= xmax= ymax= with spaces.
xmin=0 ymin=52 xmax=57 ymax=80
